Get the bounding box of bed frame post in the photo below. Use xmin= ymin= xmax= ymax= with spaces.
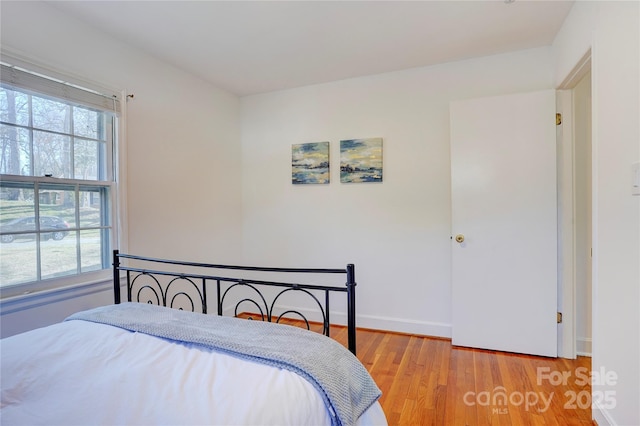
xmin=113 ymin=249 xmax=121 ymax=304
xmin=346 ymin=263 xmax=357 ymax=355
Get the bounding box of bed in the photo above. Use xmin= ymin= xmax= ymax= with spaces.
xmin=0 ymin=251 xmax=386 ymax=426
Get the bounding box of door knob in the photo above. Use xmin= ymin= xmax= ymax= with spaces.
xmin=455 ymin=234 xmax=465 ymax=243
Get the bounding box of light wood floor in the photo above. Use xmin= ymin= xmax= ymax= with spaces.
xmin=251 ymin=315 xmax=593 ymax=425
xmin=329 ymin=325 xmax=593 ymax=426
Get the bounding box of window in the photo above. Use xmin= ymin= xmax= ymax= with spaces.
xmin=0 ymin=63 xmax=121 ymax=297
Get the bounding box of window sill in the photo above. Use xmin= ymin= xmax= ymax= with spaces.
xmin=0 ymin=272 xmax=115 ymax=312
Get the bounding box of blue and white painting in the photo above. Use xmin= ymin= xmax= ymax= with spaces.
xmin=340 ymin=138 xmax=383 ymax=183
xmin=292 ymin=142 xmax=330 ymax=184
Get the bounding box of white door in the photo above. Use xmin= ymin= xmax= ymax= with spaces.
xmin=450 ymin=90 xmax=558 ymax=357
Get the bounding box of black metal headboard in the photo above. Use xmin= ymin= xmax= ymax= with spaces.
xmin=112 ymin=250 xmax=357 ymax=355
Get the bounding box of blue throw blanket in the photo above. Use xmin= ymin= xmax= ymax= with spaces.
xmin=66 ymin=303 xmax=381 ymax=426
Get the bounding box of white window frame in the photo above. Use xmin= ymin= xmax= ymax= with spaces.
xmin=0 ymin=55 xmax=127 ymax=299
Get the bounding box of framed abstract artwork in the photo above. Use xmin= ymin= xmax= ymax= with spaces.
xmin=340 ymin=138 xmax=383 ymax=183
xmin=292 ymin=142 xmax=330 ymax=184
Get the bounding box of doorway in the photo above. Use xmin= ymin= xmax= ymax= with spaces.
xmin=557 ymin=53 xmax=592 ymax=359
xmin=573 ymin=70 xmax=592 ymax=357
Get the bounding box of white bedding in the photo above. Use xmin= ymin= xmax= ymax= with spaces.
xmin=1 ymin=318 xmax=386 ymax=426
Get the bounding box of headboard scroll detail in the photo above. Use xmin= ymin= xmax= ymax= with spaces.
xmin=112 ymin=250 xmax=357 ymax=354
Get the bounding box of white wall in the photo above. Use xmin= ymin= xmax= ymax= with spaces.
xmin=0 ymin=1 xmax=243 ymax=337
xmin=554 ymin=2 xmax=640 ymax=425
xmin=241 ymin=48 xmax=555 ymax=335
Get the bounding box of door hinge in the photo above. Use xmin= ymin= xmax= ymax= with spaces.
xmin=556 ymin=113 xmax=562 ymax=126
xmin=557 ymin=312 xmax=563 ymax=324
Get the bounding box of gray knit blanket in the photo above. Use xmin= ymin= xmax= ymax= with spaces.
xmin=66 ymin=303 xmax=381 ymax=426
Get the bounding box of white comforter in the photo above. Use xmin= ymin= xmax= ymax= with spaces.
xmin=1 ymin=319 xmax=386 ymax=426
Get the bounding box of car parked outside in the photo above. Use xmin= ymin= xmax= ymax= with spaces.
xmin=0 ymin=216 xmax=70 ymax=243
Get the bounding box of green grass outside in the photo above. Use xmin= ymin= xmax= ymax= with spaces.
xmin=0 ymin=200 xmax=106 ymax=287
xmin=0 ymin=200 xmax=101 ymax=227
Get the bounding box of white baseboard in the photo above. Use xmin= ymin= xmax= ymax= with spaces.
xmin=592 ymin=400 xmax=616 ymax=426
xmin=238 ymin=304 xmax=452 ymax=338
xmin=356 ymin=313 xmax=451 ymax=338
xmin=577 ymin=337 xmax=592 ymax=357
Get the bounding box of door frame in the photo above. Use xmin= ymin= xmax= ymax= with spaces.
xmin=556 ymin=51 xmax=592 ymax=359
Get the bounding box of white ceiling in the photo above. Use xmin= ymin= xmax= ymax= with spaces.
xmin=48 ymin=1 xmax=574 ymax=96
